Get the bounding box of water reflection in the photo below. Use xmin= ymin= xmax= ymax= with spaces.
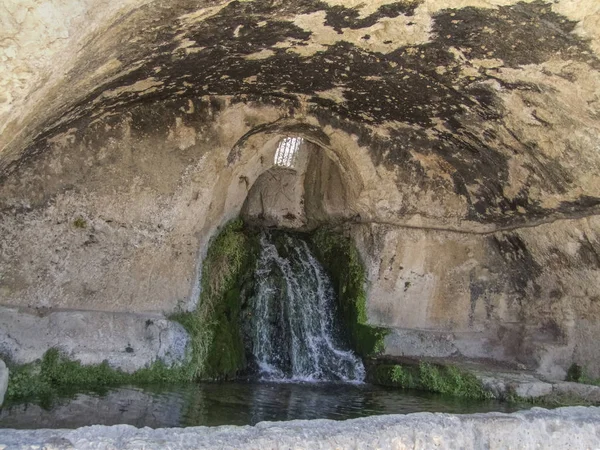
xmin=0 ymin=382 xmax=529 ymax=429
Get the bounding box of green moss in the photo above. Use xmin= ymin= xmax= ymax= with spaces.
xmin=6 ymin=219 xmax=258 ymax=401
xmin=72 ymin=217 xmax=87 ymax=229
xmin=371 ymin=362 xmax=493 ymax=400
xmin=309 ymin=228 xmax=388 ymax=357
xmin=563 ymin=365 xmax=600 ymax=389
xmin=6 ymin=348 xmax=191 ymax=401
xmin=203 ymin=285 xmax=247 ymax=379
xmin=566 ymin=363 xmax=584 ymax=382
xmin=170 ymin=218 xmax=257 ymax=380
xmin=390 ymin=365 xmax=418 ymax=389
xmin=5 ymin=363 xmax=53 ymax=400
xmin=517 ymin=391 xmax=596 ymax=407
xmin=561 ymin=363 xmax=600 ymax=389
xmin=503 ymin=385 xmax=597 ymax=407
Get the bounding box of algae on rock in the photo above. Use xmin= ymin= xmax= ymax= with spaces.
xmin=5 ymin=219 xmax=258 ymax=401
xmin=369 ymin=361 xmax=493 ymax=400
xmin=171 ymin=218 xmax=258 ymax=380
xmin=5 ymin=348 xmax=187 ymax=401
xmin=309 ymin=228 xmax=388 ymax=358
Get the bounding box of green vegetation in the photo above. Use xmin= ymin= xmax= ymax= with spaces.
xmin=370 ymin=362 xmax=493 ymax=400
xmin=565 ymin=362 xmax=600 ymax=386
xmin=72 ymin=217 xmax=87 ymax=228
xmin=6 ymin=348 xmax=187 ymax=401
xmin=6 ymin=219 xmax=257 ymax=401
xmin=371 ymin=361 xmax=598 ymax=405
xmin=310 ymin=228 xmax=388 ymax=357
xmin=566 ymin=363 xmax=584 ymax=382
xmin=507 ymin=390 xmax=594 ymax=407
xmin=170 ymin=218 xmax=257 ymax=380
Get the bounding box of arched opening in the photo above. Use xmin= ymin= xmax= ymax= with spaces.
xmin=241 ymin=135 xmax=354 ymax=230
xmin=196 ymin=131 xmax=375 ymax=382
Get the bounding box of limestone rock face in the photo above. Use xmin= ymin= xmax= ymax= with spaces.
xmin=352 ymin=216 xmax=600 ymax=378
xmin=0 ymin=307 xmax=189 ymax=372
xmin=0 ymin=0 xmax=600 ymax=376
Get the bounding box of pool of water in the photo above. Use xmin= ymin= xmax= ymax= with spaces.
xmin=0 ymin=381 xmax=530 ymax=429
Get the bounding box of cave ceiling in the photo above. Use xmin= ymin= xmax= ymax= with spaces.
xmin=1 ymin=0 xmax=600 ymax=226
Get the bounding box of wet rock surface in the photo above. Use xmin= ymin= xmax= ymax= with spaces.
xmin=0 ymin=359 xmax=8 ymax=407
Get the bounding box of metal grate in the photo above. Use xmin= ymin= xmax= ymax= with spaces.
xmin=274 ymin=137 xmax=303 ymax=168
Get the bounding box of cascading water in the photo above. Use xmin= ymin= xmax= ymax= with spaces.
xmin=249 ymin=231 xmax=365 ymax=382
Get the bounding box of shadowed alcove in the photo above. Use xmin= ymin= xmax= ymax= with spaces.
xmin=242 ymin=135 xmax=356 ymax=230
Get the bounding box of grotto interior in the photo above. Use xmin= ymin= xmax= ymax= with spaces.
xmin=1 ymin=0 xmax=600 ymax=434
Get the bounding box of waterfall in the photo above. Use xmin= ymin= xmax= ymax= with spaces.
xmin=249 ymin=231 xmax=365 ymax=382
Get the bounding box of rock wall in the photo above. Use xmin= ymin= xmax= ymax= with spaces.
xmin=351 ymin=215 xmax=600 ymax=378
xmin=0 ymin=95 xmax=598 ymax=377
xmin=242 ymin=139 xmax=312 ymax=229
xmin=1 ymin=407 xmax=600 ymax=449
xmin=1 ymin=0 xmax=600 ymax=377
xmin=0 ymin=306 xmax=188 ymax=372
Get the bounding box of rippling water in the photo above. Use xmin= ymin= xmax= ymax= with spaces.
xmin=0 ymin=382 xmax=529 ymax=429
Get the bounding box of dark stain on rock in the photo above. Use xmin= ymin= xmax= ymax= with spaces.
xmin=578 ymin=235 xmax=600 ymax=268
xmin=558 ymin=196 xmax=600 ymax=213
xmin=433 ymin=1 xmax=599 ymax=68
xmin=2 ymin=0 xmax=599 ymax=227
xmin=539 ymin=319 xmax=567 ymax=343
xmin=548 ymin=289 xmax=562 ymax=299
xmin=28 ymin=0 xmax=597 ymax=144
xmin=468 ymin=270 xmax=485 ymax=325
xmin=324 ymin=1 xmax=420 ymax=33
xmin=490 ymin=233 xmax=542 ymax=296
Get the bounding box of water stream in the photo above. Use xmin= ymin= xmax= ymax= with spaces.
xmin=249 ymin=231 xmax=364 ymax=382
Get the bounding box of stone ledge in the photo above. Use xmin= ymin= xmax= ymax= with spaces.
xmin=0 ymin=359 xmax=7 ymax=407
xmin=476 ymin=370 xmax=600 ymax=403
xmin=0 ymin=306 xmax=189 ymax=373
xmin=1 ymin=407 xmax=599 ymax=449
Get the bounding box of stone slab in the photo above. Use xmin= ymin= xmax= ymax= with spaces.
xmin=1 ymin=407 xmax=599 ymax=449
xmin=0 ymin=306 xmax=189 ymax=372
xmin=0 ymin=358 xmax=8 ymax=406
xmin=553 ymin=382 xmax=600 ymax=404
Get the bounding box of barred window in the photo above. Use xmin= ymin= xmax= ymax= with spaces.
xmin=274 ymin=137 xmax=303 ymax=168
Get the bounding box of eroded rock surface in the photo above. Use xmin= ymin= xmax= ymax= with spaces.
xmin=0 ymin=307 xmax=189 ymax=372
xmin=0 ymin=359 xmax=8 ymax=406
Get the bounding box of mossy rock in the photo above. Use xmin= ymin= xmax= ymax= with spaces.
xmin=309 ymin=228 xmax=388 ymax=358
xmin=367 ymin=360 xmax=493 ymax=400
xmin=171 ymin=219 xmax=259 ymax=381
xmin=203 ymin=285 xmax=248 ymax=379
xmin=5 ymin=348 xmax=192 ymax=402
xmin=6 ymin=221 xmax=381 ymax=399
